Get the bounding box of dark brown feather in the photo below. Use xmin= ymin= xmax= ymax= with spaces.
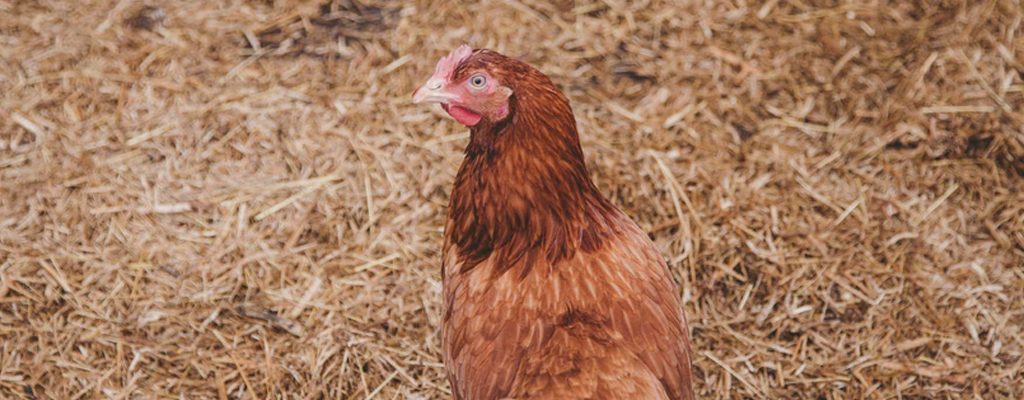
xmin=440 ymin=49 xmax=694 ymax=400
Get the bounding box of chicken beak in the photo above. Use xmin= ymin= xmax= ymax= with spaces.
xmin=412 ymin=78 xmax=457 ymax=104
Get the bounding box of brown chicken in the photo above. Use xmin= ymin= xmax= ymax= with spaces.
xmin=412 ymin=46 xmax=695 ymax=400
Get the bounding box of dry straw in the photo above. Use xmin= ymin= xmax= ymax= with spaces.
xmin=1 ymin=0 xmax=1022 ymax=398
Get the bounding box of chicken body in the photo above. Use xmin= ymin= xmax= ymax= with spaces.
xmin=441 ymin=214 xmax=692 ymax=400
xmin=414 ymin=46 xmax=694 ymax=400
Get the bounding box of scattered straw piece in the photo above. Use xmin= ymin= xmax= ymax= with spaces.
xmin=915 ymin=183 xmax=959 ymax=224
xmin=10 ymin=113 xmax=45 ymax=138
xmin=254 ymin=177 xmax=338 ymax=221
xmin=921 ymin=105 xmax=997 ymax=114
xmin=703 ymin=351 xmax=766 ymax=399
xmin=954 ymin=49 xmax=1013 ymax=113
xmin=236 ymin=305 xmax=304 ymax=337
xmin=136 ymin=203 xmax=192 ymax=214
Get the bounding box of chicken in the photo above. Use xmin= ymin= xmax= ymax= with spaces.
xmin=412 ymin=45 xmax=695 ymax=400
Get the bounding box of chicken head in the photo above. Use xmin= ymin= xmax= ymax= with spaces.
xmin=412 ymin=45 xmax=513 ymax=126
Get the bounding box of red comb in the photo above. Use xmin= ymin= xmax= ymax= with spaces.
xmin=430 ymin=45 xmax=473 ymax=82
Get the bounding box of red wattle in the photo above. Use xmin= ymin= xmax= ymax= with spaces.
xmin=444 ymin=104 xmax=482 ymax=126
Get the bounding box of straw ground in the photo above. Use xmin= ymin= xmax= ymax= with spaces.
xmin=1 ymin=0 xmax=1022 ymax=398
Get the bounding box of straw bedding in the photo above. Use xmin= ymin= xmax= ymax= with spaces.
xmin=1 ymin=0 xmax=1022 ymax=398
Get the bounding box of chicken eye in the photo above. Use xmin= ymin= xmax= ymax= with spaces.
xmin=469 ymin=74 xmax=487 ymax=88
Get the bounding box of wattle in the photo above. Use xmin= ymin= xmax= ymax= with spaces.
xmin=443 ymin=104 xmax=482 ymax=126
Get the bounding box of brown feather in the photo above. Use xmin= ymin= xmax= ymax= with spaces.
xmin=440 ymin=49 xmax=694 ymax=400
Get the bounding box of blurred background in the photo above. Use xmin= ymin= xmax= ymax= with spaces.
xmin=1 ymin=0 xmax=1022 ymax=398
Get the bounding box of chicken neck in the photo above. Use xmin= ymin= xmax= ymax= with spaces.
xmin=446 ymin=90 xmax=619 ymax=276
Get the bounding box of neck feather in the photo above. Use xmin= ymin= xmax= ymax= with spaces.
xmin=446 ymin=85 xmax=618 ymax=276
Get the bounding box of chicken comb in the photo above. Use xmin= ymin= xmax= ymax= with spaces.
xmin=430 ymin=45 xmax=474 ymax=82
